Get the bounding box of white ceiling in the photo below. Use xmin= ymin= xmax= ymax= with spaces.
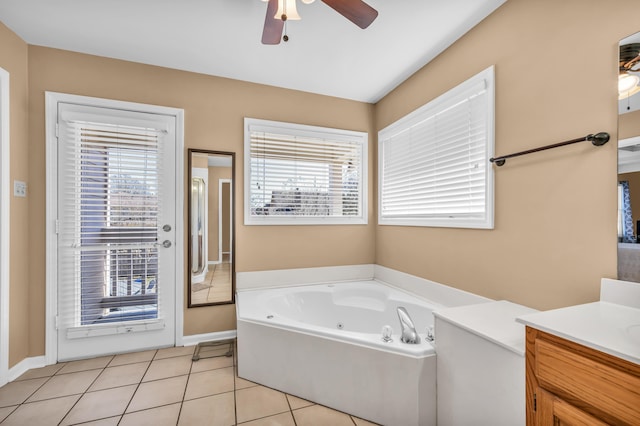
xmin=0 ymin=0 xmax=506 ymax=103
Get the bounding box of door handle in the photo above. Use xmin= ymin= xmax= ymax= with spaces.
xmin=156 ymin=240 xmax=172 ymax=248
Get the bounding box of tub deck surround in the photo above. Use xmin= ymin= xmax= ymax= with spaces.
xmin=433 ymin=300 xmax=539 ymax=356
xmin=434 ymin=301 xmax=538 ymax=426
xmin=236 ymin=264 xmax=376 ymax=291
xmin=236 ymin=265 xmax=495 ymax=425
xmin=237 ymin=279 xmax=441 ymax=426
xmin=237 ymin=263 xmax=492 ymax=307
xmin=373 ymin=265 xmax=493 ymax=308
xmin=238 ymin=280 xmax=438 ymax=357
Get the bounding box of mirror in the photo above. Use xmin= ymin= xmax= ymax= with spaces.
xmin=188 ymin=149 xmax=235 ymax=306
xmin=618 ymin=33 xmax=640 ymax=283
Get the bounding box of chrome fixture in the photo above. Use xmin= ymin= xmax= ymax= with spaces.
xmin=381 ymin=325 xmax=393 ymax=343
xmin=397 ymin=307 xmax=420 ymax=344
xmin=425 ymin=326 xmax=435 ymax=343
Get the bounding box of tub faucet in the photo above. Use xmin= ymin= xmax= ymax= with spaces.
xmin=397 ymin=307 xmax=421 ymax=344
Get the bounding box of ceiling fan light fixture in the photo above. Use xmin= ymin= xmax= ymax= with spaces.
xmin=619 ymin=73 xmax=640 ymax=99
xmin=301 ymin=0 xmax=315 ymax=4
xmin=275 ymin=0 xmax=301 ymax=21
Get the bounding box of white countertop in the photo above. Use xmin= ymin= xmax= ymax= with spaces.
xmin=433 ymin=300 xmax=539 ymax=356
xmin=517 ymin=301 xmax=640 ymax=365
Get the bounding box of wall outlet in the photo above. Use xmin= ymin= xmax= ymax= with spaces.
xmin=14 ymin=180 xmax=27 ymax=197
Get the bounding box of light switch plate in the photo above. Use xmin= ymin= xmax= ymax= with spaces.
xmin=14 ymin=180 xmax=26 ymax=197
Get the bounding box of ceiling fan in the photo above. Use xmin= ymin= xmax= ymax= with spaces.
xmin=619 ymin=43 xmax=640 ymax=100
xmin=261 ymin=0 xmax=378 ymax=45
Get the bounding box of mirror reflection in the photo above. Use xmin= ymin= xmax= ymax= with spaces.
xmin=188 ymin=149 xmax=235 ymax=306
xmin=618 ymin=33 xmax=640 ymax=283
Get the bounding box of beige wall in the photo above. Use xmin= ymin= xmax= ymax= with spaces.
xmin=26 ymin=46 xmax=376 ymax=346
xmin=619 ymin=109 xmax=640 ymax=140
xmin=192 ymin=154 xmax=208 ymax=169
xmin=0 ymin=22 xmax=31 ymax=367
xmin=376 ymin=0 xmax=640 ymax=310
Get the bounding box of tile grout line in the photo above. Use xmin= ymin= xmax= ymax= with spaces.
xmin=174 ymin=347 xmax=196 ymax=425
xmin=13 ymin=370 xmax=57 ymax=407
xmin=236 ymin=409 xmax=292 ymax=426
xmin=57 ymin=355 xmax=116 ymax=426
xmin=285 ymin=392 xmax=299 ymax=426
xmin=0 ymin=404 xmax=19 ymax=423
xmin=117 ymin=350 xmax=158 ymax=425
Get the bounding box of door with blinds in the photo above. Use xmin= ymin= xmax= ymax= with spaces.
xmin=56 ymin=102 xmax=176 ymax=361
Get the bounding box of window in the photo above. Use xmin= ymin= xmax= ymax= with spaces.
xmin=244 ymin=118 xmax=367 ymax=225
xmin=378 ymin=66 xmax=495 ymax=229
xmin=618 ymin=182 xmax=624 ymax=239
xmin=59 ymin=110 xmax=165 ymax=326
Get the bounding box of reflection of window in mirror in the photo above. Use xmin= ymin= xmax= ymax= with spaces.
xmin=618 ymin=183 xmax=625 ymax=241
xmin=188 ymin=150 xmax=235 ymax=307
xmin=617 ymin=180 xmax=635 ymax=242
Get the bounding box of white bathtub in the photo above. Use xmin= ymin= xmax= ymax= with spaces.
xmin=237 ymin=280 xmax=438 ymax=426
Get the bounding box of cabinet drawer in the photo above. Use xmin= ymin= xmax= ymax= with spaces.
xmin=537 ymin=389 xmax=609 ymax=426
xmin=535 ymin=339 xmax=640 ymax=425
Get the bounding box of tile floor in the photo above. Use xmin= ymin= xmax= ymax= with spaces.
xmin=0 ymin=344 xmax=378 ymax=426
xmin=191 ymin=261 xmax=232 ymax=305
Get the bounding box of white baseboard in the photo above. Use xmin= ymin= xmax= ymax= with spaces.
xmin=182 ymin=330 xmax=237 ymax=347
xmin=8 ymin=355 xmax=47 ymax=382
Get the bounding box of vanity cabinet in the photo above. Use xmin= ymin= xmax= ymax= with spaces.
xmin=525 ymin=327 xmax=640 ymax=426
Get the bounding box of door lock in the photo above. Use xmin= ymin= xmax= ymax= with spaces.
xmin=162 ymin=224 xmax=172 ymax=232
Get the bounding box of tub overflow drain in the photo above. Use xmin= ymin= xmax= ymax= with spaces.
xmin=336 ymin=322 xmax=344 ymax=329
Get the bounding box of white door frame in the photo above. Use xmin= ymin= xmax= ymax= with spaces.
xmin=218 ymin=179 xmax=232 ymax=264
xmin=0 ymin=68 xmax=10 ymax=385
xmin=191 ymin=167 xmax=208 ymax=281
xmin=44 ymin=92 xmax=184 ymax=365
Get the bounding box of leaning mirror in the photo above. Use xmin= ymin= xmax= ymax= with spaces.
xmin=188 ymin=149 xmax=235 ymax=306
xmin=618 ymin=33 xmax=640 ymax=283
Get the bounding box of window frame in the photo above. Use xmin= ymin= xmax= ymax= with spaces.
xmin=377 ymin=66 xmax=495 ymax=229
xmin=244 ymin=118 xmax=368 ymax=226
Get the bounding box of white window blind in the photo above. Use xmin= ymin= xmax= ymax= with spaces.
xmin=378 ymin=66 xmax=495 ymax=229
xmin=244 ymin=118 xmax=367 ymax=225
xmin=58 ymin=107 xmax=168 ymax=332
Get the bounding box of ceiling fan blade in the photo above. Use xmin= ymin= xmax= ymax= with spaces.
xmin=262 ymin=0 xmax=284 ymax=45
xmin=321 ymin=0 xmax=378 ymax=29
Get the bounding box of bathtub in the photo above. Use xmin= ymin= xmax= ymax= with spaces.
xmin=237 ymin=280 xmax=438 ymax=426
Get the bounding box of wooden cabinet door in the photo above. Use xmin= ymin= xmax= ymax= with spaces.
xmin=537 ymin=389 xmax=609 ymax=426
